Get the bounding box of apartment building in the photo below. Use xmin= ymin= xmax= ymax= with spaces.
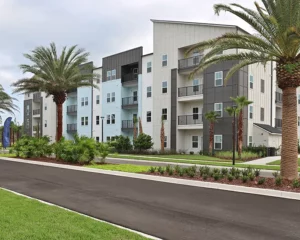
xmin=25 ymin=19 xmax=297 ymax=152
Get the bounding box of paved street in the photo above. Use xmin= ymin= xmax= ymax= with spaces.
xmin=0 ymin=159 xmax=299 ymax=240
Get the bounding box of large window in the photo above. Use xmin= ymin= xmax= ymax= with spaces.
xmin=147 ymin=111 xmax=151 ymax=122
xmin=85 ymin=117 xmax=88 ymax=126
xmin=261 ymin=79 xmax=265 ymax=93
xmin=260 ymin=107 xmax=264 ymax=121
xmin=96 ymin=137 xmax=100 ymax=142
xmin=107 ymin=71 xmax=111 ymax=81
xmin=112 ymin=92 xmax=115 ymax=102
xmin=250 ymin=75 xmax=254 ymax=89
xmin=107 ymin=115 xmax=110 ymax=124
xmin=147 ymin=86 xmax=152 ymax=98
xmin=249 ymin=136 xmax=253 ymax=147
xmin=162 ymin=108 xmax=167 ymax=120
xmin=249 ymin=105 xmax=253 ymax=119
xmin=147 ymin=62 xmax=152 ymax=73
xmin=193 ymin=79 xmax=199 ymax=92
xmin=192 ymin=136 xmax=198 ymax=148
xmin=85 ymin=97 xmax=88 ymax=106
xmin=81 ymin=97 xmax=84 ymax=106
xmin=164 ymin=136 xmax=167 ymax=148
xmin=107 ymin=93 xmax=111 ymax=103
xmin=214 ymin=103 xmax=223 ymax=117
xmin=96 ymin=116 xmax=100 ymax=125
xmin=162 ymin=55 xmax=168 ymax=67
xmin=214 ymin=71 xmax=223 ymax=87
xmin=96 ymin=95 xmax=100 ymax=104
xmin=111 ymin=69 xmax=116 ymax=80
xmin=111 ymin=114 xmax=115 ymax=124
xmin=214 ymin=135 xmax=222 ymax=150
xmin=193 ymin=107 xmax=199 ymax=120
xmin=81 ymin=117 xmax=84 ymax=126
xmin=162 ymin=81 xmax=167 ymax=94
xmin=106 ymin=136 xmax=111 ymax=142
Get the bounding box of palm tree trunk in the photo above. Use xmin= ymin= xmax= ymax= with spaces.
xmin=160 ymin=120 xmax=165 ymax=152
xmin=133 ymin=122 xmax=137 ymax=140
xmin=209 ymin=122 xmax=214 ymax=155
xmin=56 ymin=103 xmax=63 ymax=141
xmin=281 ymin=87 xmax=298 ymax=180
xmin=238 ymin=110 xmax=243 ymax=159
xmin=138 ymin=117 xmax=143 ymax=134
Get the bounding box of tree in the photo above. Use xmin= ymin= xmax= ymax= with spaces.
xmin=225 ymin=106 xmax=239 ymax=155
xmin=204 ymin=111 xmax=219 ymax=155
xmin=110 ymin=135 xmax=132 ymax=153
xmin=231 ymin=96 xmax=252 ymax=159
xmin=12 ymin=43 xmax=97 ymax=142
xmin=186 ymin=0 xmax=300 ymax=179
xmin=138 ymin=117 xmax=143 ymax=134
xmin=133 ymin=133 xmax=153 ymax=152
xmin=0 ymin=84 xmax=18 ymax=115
xmin=133 ymin=116 xmax=138 ymax=140
xmin=160 ymin=117 xmax=165 ymax=152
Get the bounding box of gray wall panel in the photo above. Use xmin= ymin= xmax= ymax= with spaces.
xmin=23 ymin=99 xmax=32 ymax=136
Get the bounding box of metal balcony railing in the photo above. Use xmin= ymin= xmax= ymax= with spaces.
xmin=122 ymin=120 xmax=134 ymax=129
xmin=275 ymin=118 xmax=282 ymax=128
xmin=178 ymin=85 xmax=203 ymax=97
xmin=122 ymin=96 xmax=138 ymax=107
xmin=178 ymin=56 xmax=203 ymax=70
xmin=178 ymin=114 xmax=203 ymax=125
xmin=33 ymin=92 xmax=41 ymax=102
xmin=275 ymin=92 xmax=282 ymax=104
xmin=33 ymin=109 xmax=41 ymax=115
xmin=67 ymin=123 xmax=77 ymax=132
xmin=122 ymin=73 xmax=138 ymax=83
xmin=67 ymin=105 xmax=77 ymax=114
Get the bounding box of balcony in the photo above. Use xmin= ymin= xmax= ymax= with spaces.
xmin=178 ymin=85 xmax=203 ymax=102
xmin=275 ymin=118 xmax=282 ymax=128
xmin=178 ymin=114 xmax=203 ymax=130
xmin=178 ymin=56 xmax=203 ymax=73
xmin=67 ymin=123 xmax=77 ymax=133
xmin=275 ymin=92 xmax=282 ymax=106
xmin=67 ymin=105 xmax=77 ymax=115
xmin=33 ymin=92 xmax=41 ymax=102
xmin=122 ymin=96 xmax=138 ymax=109
xmin=33 ymin=109 xmax=41 ymax=115
xmin=122 ymin=120 xmax=134 ymax=130
xmin=122 ymin=73 xmax=138 ymax=87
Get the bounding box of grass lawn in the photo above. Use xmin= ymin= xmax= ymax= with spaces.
xmin=0 ymin=189 xmax=149 ymax=240
xmin=267 ymin=159 xmax=300 ymax=166
xmin=0 ymin=152 xmax=16 ymax=158
xmin=87 ymin=164 xmax=150 ymax=173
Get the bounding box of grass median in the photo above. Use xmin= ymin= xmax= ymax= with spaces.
xmin=87 ymin=164 xmax=150 ymax=173
xmin=267 ymin=159 xmax=300 ymax=166
xmin=0 ymin=189 xmax=150 ymax=240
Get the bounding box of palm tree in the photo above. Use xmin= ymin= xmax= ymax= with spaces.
xmin=160 ymin=117 xmax=165 ymax=152
xmin=186 ymin=0 xmax=300 ymax=179
xmin=12 ymin=43 xmax=97 ymax=142
xmin=204 ymin=111 xmax=219 ymax=155
xmin=225 ymin=106 xmax=239 ymax=155
xmin=0 ymin=84 xmax=18 ymax=115
xmin=133 ymin=116 xmax=138 ymax=140
xmin=138 ymin=117 xmax=143 ymax=134
xmin=231 ymin=96 xmax=252 ymax=159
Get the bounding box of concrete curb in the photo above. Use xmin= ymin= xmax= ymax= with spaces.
xmin=1 ymin=157 xmax=300 ymax=201
xmin=0 ymin=187 xmax=161 ymax=240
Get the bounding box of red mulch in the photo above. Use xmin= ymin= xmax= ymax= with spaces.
xmin=145 ymin=172 xmax=300 ymax=193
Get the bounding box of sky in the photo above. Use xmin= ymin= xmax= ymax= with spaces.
xmin=0 ymin=0 xmax=257 ymax=124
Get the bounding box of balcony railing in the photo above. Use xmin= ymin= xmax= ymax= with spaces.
xmin=275 ymin=92 xmax=282 ymax=104
xmin=178 ymin=85 xmax=203 ymax=97
xmin=67 ymin=123 xmax=77 ymax=133
xmin=67 ymin=105 xmax=77 ymax=114
xmin=33 ymin=109 xmax=41 ymax=115
xmin=33 ymin=92 xmax=41 ymax=102
xmin=178 ymin=56 xmax=203 ymax=70
xmin=275 ymin=118 xmax=282 ymax=128
xmin=122 ymin=96 xmax=138 ymax=107
xmin=122 ymin=120 xmax=134 ymax=129
xmin=178 ymin=114 xmax=203 ymax=125
xmin=122 ymin=73 xmax=138 ymax=83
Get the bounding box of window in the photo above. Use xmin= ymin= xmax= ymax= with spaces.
xmin=44 ymin=103 xmax=47 ymax=111
xmin=107 ymin=136 xmax=111 ymax=142
xmin=162 ymin=108 xmax=167 ymax=120
xmin=107 ymin=93 xmax=111 ymax=103
xmin=85 ymin=97 xmax=88 ymax=106
xmin=26 ymin=105 xmax=29 ymax=116
xmin=44 ymin=120 xmax=47 ymax=128
xmin=133 ymin=91 xmax=138 ymax=102
xmin=96 ymin=116 xmax=100 ymax=125
xmin=107 ymin=115 xmax=110 ymax=124
xmin=26 ymin=119 xmax=29 ymax=128
xmin=27 ymin=93 xmax=30 ymax=97
xmin=193 ymin=108 xmax=199 ymax=120
xmin=250 ymin=75 xmax=254 ymax=89
xmin=85 ymin=117 xmax=88 ymax=126
xmin=298 ymin=94 xmax=300 ymax=104
xmin=111 ymin=136 xmax=115 ymax=141
xmin=111 ymin=114 xmax=115 ymax=124
xmin=192 ymin=136 xmax=198 ymax=148
xmin=96 ymin=95 xmax=100 ymax=104
xmin=249 ymin=136 xmax=253 ymax=147
xmin=162 ymin=54 xmax=167 ymax=67
xmin=162 ymin=81 xmax=167 ymax=94
xmin=147 ymin=111 xmax=151 ymax=122
xmin=147 ymin=86 xmax=152 ymax=98
xmin=96 ymin=137 xmax=100 ymax=142
xmin=261 ymin=79 xmax=265 ymax=93
xmin=215 ymin=71 xmax=223 ymax=87
xmin=81 ymin=117 xmax=84 ymax=126
xmin=112 ymin=92 xmax=115 ymax=102
xmin=298 ymin=117 xmax=300 ymax=127
xmin=214 ymin=103 xmax=223 ymax=117
xmin=111 ymin=69 xmax=116 ymax=80
xmin=214 ymin=135 xmax=222 ymax=150
xmin=147 ymin=62 xmax=152 ymax=73
xmin=260 ymin=107 xmax=264 ymax=121
xmin=164 ymin=136 xmax=167 ymax=148
xmin=81 ymin=97 xmax=84 ymax=106
xmin=193 ymin=79 xmax=199 ymax=92
xmin=249 ymin=105 xmax=253 ymax=119
xmin=107 ymin=70 xmax=111 ymax=81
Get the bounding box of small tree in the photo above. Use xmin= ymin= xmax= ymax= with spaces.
xmin=138 ymin=117 xmax=143 ymax=134
xmin=160 ymin=117 xmax=165 ymax=152
xmin=110 ymin=135 xmax=132 ymax=153
xmin=204 ymin=111 xmax=219 ymax=155
xmin=133 ymin=133 xmax=153 ymax=152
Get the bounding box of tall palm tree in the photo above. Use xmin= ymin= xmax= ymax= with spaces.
xmin=133 ymin=116 xmax=138 ymax=140
xmin=138 ymin=117 xmax=143 ymax=134
xmin=231 ymin=96 xmax=252 ymax=159
xmin=160 ymin=117 xmax=165 ymax=152
xmin=186 ymin=0 xmax=300 ymax=179
xmin=12 ymin=43 xmax=97 ymax=142
xmin=0 ymin=84 xmax=18 ymax=115
xmin=225 ymin=106 xmax=240 ymax=154
xmin=204 ymin=111 xmax=219 ymax=155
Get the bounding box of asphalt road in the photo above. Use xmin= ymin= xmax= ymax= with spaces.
xmin=0 ymin=159 xmax=299 ymax=240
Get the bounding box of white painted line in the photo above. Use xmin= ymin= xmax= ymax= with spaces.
xmin=1 ymin=157 xmax=299 ymax=201
xmin=0 ymin=187 xmax=161 ymax=240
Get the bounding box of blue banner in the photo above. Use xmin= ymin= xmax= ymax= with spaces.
xmin=2 ymin=117 xmax=12 ymax=148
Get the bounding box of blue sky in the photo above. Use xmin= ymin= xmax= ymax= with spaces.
xmin=0 ymin=0 xmax=255 ymax=124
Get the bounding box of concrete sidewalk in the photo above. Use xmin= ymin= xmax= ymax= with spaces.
xmin=243 ymin=155 xmax=300 ymax=165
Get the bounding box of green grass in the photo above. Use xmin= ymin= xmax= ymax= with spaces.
xmin=0 ymin=189 xmax=149 ymax=240
xmin=0 ymin=152 xmax=16 ymax=158
xmin=267 ymin=159 xmax=300 ymax=166
xmin=87 ymin=164 xmax=150 ymax=173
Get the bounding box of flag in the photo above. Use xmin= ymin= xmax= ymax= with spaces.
xmin=2 ymin=117 xmax=12 ymax=148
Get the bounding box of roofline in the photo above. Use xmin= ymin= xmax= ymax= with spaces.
xmin=93 ymin=66 xmax=102 ymax=70
xmin=103 ymin=46 xmax=143 ymax=59
xmin=150 ymin=19 xmax=249 ymax=34
xmin=253 ymin=124 xmax=282 ymax=135
xmin=143 ymin=53 xmax=153 ymax=57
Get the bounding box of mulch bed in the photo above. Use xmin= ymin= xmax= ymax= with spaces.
xmin=145 ymin=172 xmax=300 ymax=193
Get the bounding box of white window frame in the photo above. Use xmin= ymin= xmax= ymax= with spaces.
xmin=192 ymin=136 xmax=198 ymax=148
xmin=107 ymin=93 xmax=111 ymax=103
xmin=214 ymin=71 xmax=223 ymax=87
xmin=85 ymin=97 xmax=88 ymax=106
xmin=96 ymin=95 xmax=100 ymax=104
xmin=107 ymin=70 xmax=111 ymax=81
xmin=162 ymin=108 xmax=167 ymax=120
xmin=147 ymin=86 xmax=152 ymax=98
xmin=164 ymin=136 xmax=167 ymax=148
xmin=250 ymin=75 xmax=254 ymax=89
xmin=162 ymin=81 xmax=167 ymax=94
xmin=147 ymin=111 xmax=151 ymax=122
xmin=214 ymin=103 xmax=223 ymax=117
xmin=249 ymin=105 xmax=253 ymax=119
xmin=214 ymin=135 xmax=223 ymax=150
xmin=111 ymin=69 xmax=116 ymax=80
xmin=249 ymin=136 xmax=253 ymax=147
xmin=147 ymin=62 xmax=152 ymax=73
xmin=162 ymin=54 xmax=168 ymax=67
xmin=112 ymin=92 xmax=115 ymax=102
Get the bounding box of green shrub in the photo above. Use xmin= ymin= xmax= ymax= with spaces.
xmin=158 ymin=167 xmax=165 ymax=175
xmin=258 ymin=178 xmax=266 ymax=185
xmin=199 ymin=167 xmax=205 ymax=176
xmin=272 ymin=171 xmax=279 ymax=178
xmin=213 ymin=173 xmax=220 ymax=181
xmin=292 ymin=179 xmax=300 ymax=188
xmin=190 ymin=165 xmax=197 ymax=174
xmin=213 ymin=168 xmax=220 ymax=174
xmin=254 ymin=169 xmax=261 ymax=177
xmin=166 ymin=165 xmax=171 ymax=172
xmin=168 ymin=168 xmax=174 ymax=176
xmin=178 ymin=168 xmax=184 ymax=177
xmin=229 ymin=167 xmax=237 ymax=176
xmin=187 ymin=170 xmax=195 ymax=178
xmin=227 ymin=174 xmax=234 ymax=181
xmin=190 ymin=151 xmax=194 ymax=155
xmin=221 ymin=168 xmax=228 ymax=176
xmin=175 ymin=165 xmax=181 ymax=173
xmin=202 ymin=174 xmax=208 ymax=180
xmin=242 ymin=175 xmax=248 ymax=183
xmin=204 ymin=166 xmax=211 ymax=175
xmin=133 ymin=133 xmax=154 ymax=151
xmin=275 ymin=176 xmax=282 ymax=186
xmin=110 ymin=135 xmax=132 ymax=153
xmin=242 ymin=145 xmax=267 ymax=157
xmin=149 ymin=166 xmax=156 ymax=173
xmin=215 ymin=151 xmax=259 ymax=161
xmin=248 ymin=173 xmax=255 ymax=181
